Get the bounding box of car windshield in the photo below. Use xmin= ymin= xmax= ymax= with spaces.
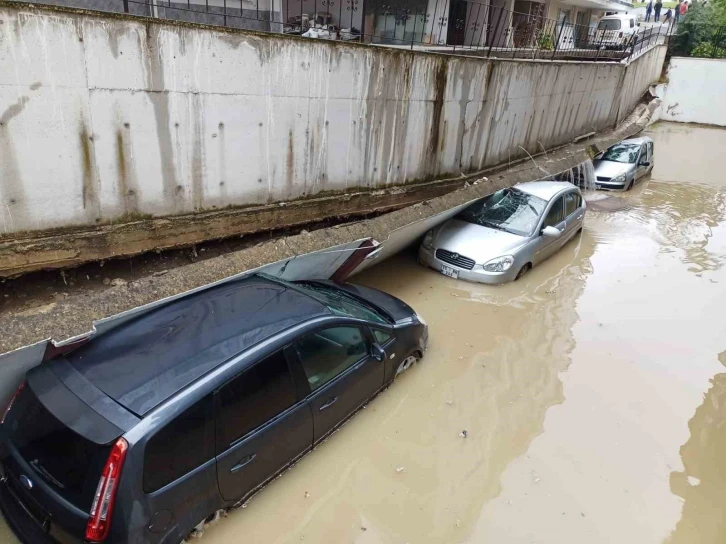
xmin=600 ymin=143 xmax=640 ymax=164
xmin=598 ymin=19 xmax=621 ymax=30
xmin=457 ymin=188 xmax=547 ymax=236
xmin=293 ymin=282 xmax=391 ymax=324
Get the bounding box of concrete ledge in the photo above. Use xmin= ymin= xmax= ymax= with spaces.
xmin=0 ymin=178 xmax=468 ymax=278
xmin=0 ymin=99 xmax=658 ymax=356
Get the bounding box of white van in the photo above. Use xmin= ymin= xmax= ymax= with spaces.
xmin=594 ymin=13 xmax=639 ymax=49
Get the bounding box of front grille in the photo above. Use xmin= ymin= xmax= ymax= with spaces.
xmin=436 ymin=249 xmax=475 ymax=270
xmin=596 ymin=176 xmax=611 ymax=182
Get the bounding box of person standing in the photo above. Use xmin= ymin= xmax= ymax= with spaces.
xmin=645 ymin=0 xmax=654 ymax=21
xmin=675 ymin=0 xmax=682 ymax=22
xmin=654 ymin=0 xmax=663 ymax=21
xmin=664 ymin=7 xmax=673 ymax=23
xmin=680 ymin=0 xmax=689 ymax=18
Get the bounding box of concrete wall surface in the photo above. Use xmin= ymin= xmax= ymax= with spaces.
xmin=0 ymin=1 xmax=666 ymax=236
xmin=658 ymin=57 xmax=726 ymax=127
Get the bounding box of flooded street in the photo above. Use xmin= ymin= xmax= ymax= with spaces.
xmin=199 ymin=122 xmax=726 ymax=544
xmin=2 ymin=123 xmax=724 ymax=544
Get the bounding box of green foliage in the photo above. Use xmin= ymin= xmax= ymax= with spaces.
xmin=537 ymin=32 xmax=555 ymax=51
xmin=672 ymin=3 xmax=726 ymax=56
xmin=691 ymin=41 xmax=726 ymax=56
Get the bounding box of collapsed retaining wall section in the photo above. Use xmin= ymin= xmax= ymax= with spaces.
xmin=0 ymin=1 xmax=666 ymax=271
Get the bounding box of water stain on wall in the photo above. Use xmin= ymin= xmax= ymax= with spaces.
xmin=116 ymin=127 xmax=140 ymax=215
xmin=143 ymin=23 xmax=181 ymax=211
xmin=79 ymin=120 xmax=100 ymax=221
xmin=0 ymin=95 xmax=30 ymax=233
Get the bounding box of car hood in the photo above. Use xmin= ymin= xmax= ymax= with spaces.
xmin=311 ymin=280 xmax=416 ymax=322
xmin=432 ymin=219 xmax=526 ymax=263
xmin=593 ymin=159 xmax=633 ymax=179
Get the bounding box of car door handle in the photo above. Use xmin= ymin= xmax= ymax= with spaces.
xmin=230 ymin=454 xmax=256 ymax=473
xmin=576 ymin=214 xmax=583 ymax=220
xmin=319 ymin=396 xmax=338 ymax=411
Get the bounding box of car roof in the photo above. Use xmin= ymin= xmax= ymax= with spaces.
xmin=601 ymin=13 xmax=634 ymax=19
xmin=65 ymin=275 xmax=330 ymax=417
xmin=514 ymin=181 xmax=576 ymax=201
xmin=620 ymin=136 xmax=653 ymax=145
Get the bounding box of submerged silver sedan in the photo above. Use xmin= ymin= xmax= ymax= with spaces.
xmin=418 ymin=181 xmax=586 ymax=284
xmin=594 ymin=136 xmax=654 ymax=190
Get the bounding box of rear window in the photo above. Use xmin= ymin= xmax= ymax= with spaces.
xmin=5 ymin=385 xmax=109 ymax=509
xmin=598 ymin=19 xmax=621 ymax=30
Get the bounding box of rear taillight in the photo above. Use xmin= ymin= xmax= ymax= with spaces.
xmin=1 ymin=381 xmax=25 ymax=425
xmin=85 ymin=438 xmax=128 ymax=542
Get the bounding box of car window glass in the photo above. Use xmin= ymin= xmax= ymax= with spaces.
xmin=143 ymin=395 xmax=214 ymax=493
xmin=601 ymin=143 xmax=639 ymax=163
xmin=630 ymin=19 xmax=635 ymax=27
xmin=457 ymin=188 xmax=547 ymax=236
xmin=373 ymin=329 xmax=394 ymax=345
xmin=564 ymin=193 xmax=578 ymax=217
xmin=295 ymin=327 xmax=368 ymax=392
xmin=217 ymin=350 xmax=297 ymax=450
xmin=639 ymin=145 xmax=648 ymax=164
xmin=543 ymin=198 xmax=564 ymax=228
xmin=291 ymin=282 xmax=390 ymax=324
xmin=598 ymin=19 xmax=621 ymax=30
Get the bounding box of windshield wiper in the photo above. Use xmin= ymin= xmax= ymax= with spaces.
xmin=481 ymin=221 xmax=506 ymax=231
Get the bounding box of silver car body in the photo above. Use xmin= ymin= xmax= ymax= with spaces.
xmin=594 ymin=136 xmax=654 ymax=190
xmin=418 ymin=181 xmax=586 ymax=285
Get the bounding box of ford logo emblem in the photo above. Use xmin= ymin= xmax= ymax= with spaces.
xmin=19 ymin=475 xmax=33 ymax=490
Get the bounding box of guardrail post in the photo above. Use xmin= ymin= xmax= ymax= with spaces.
xmin=551 ymin=17 xmax=565 ymax=60
xmin=487 ymin=5 xmax=504 ymax=58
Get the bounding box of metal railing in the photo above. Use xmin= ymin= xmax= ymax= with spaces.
xmin=13 ymin=0 xmax=671 ymax=61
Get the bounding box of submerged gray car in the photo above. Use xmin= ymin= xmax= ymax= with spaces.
xmin=594 ymin=136 xmax=654 ymax=190
xmin=419 ymin=181 xmax=586 ymax=285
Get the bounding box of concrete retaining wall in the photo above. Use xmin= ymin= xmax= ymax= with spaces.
xmin=0 ymin=1 xmax=666 ymax=239
xmin=657 ymin=57 xmax=726 ymax=127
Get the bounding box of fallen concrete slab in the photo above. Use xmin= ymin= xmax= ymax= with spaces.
xmin=0 ymin=99 xmax=658 ymax=404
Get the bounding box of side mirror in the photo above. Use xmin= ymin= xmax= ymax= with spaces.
xmin=640 ymin=161 xmax=651 ymax=167
xmin=371 ymin=343 xmax=385 ymax=362
xmin=542 ymin=226 xmax=562 ymax=238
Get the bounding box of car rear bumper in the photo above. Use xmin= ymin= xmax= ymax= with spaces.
xmin=418 ymin=246 xmax=519 ymax=285
xmin=0 ymin=477 xmax=81 ymax=544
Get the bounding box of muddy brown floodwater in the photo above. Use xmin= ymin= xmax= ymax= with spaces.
xmin=2 ymin=122 xmax=725 ymax=544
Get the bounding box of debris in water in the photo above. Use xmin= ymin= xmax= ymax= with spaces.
xmin=361 ymin=526 xmax=367 ymax=531
xmin=153 ymin=270 xmax=169 ymax=277
xmin=396 ymin=466 xmax=405 ymax=473
xmin=459 ymin=430 xmax=468 ymax=438
xmin=304 ymin=491 xmax=310 ymax=498
xmin=687 ymin=476 xmax=701 ymax=486
xmin=446 ymin=400 xmax=453 ymax=405
xmin=102 ymin=277 xmax=111 ymax=285
xmin=110 ymin=278 xmax=127 ymax=287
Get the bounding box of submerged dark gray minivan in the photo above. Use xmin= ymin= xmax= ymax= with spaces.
xmin=0 ymin=274 xmax=427 ymax=543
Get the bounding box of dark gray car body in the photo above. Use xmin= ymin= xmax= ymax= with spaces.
xmin=0 ymin=275 xmax=427 ymax=544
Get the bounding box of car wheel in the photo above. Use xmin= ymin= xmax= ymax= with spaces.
xmin=396 ymin=354 xmax=419 ymax=376
xmin=182 ymin=510 xmax=226 ymax=542
xmin=515 ymin=264 xmax=531 ymax=280
xmin=627 ymin=179 xmax=634 ymax=191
